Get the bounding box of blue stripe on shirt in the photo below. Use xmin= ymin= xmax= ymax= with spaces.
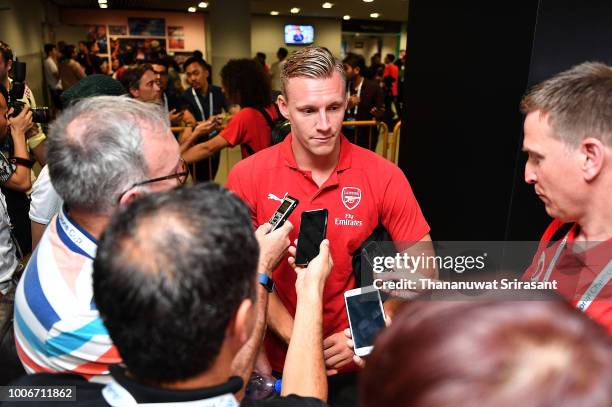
xmin=46 ymin=318 xmax=110 ymax=358
xmin=23 ymin=252 xmax=61 ymax=331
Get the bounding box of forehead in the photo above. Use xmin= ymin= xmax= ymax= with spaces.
xmin=285 ymin=71 xmax=345 ymax=104
xmin=152 ymin=64 xmax=166 ymax=72
xmin=186 ymin=62 xmax=206 ymax=73
xmin=523 ymin=111 xmax=552 ymax=144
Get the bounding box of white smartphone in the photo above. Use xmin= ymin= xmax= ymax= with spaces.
xmin=344 ymin=286 xmax=386 ymax=357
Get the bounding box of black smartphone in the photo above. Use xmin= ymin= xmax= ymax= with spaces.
xmin=268 ymin=195 xmax=299 ymax=231
xmin=295 ymin=209 xmax=328 ymax=266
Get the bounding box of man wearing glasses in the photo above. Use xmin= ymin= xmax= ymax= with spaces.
xmin=13 ymin=96 xmax=188 ymax=382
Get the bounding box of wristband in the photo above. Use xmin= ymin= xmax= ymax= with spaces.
xmin=10 ymin=157 xmax=35 ymax=168
xmin=258 ymin=273 xmax=274 ymax=293
xmin=26 ymin=133 xmax=46 ymax=150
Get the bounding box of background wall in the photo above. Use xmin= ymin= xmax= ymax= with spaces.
xmin=251 ymin=15 xmax=341 ymax=61
xmin=59 ymin=8 xmax=206 ymax=54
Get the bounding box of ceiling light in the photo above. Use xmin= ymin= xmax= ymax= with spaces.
xmin=270 ymin=10 xmax=280 ymax=15
xmin=343 ymin=15 xmax=350 ymax=20
xmin=363 ymin=0 xmax=374 ymax=3
xmin=99 ymin=3 xmax=108 ymax=8
xmin=370 ymin=12 xmax=380 ymax=18
xmin=322 ymin=2 xmax=333 ymax=8
xmin=290 ymin=7 xmax=300 ymax=13
xmin=188 ymin=6 xmax=196 ymax=12
xmin=198 ymin=1 xmax=208 ymax=8
xmin=98 ymin=0 xmax=107 ymax=3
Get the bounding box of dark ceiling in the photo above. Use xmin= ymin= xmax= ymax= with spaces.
xmin=50 ymin=0 xmax=409 ymax=22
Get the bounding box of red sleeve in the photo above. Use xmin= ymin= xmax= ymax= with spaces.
xmin=226 ymin=159 xmax=258 ymax=226
xmin=380 ymin=165 xmax=430 ymax=243
xmin=383 ymin=64 xmax=391 ymax=77
xmin=220 ymin=109 xmax=252 ymax=147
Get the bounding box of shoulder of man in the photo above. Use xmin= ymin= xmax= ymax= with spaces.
xmin=241 ymin=394 xmax=328 ymax=407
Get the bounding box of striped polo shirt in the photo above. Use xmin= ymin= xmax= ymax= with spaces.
xmin=13 ymin=206 xmax=120 ymax=382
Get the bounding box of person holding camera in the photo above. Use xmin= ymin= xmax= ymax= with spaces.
xmin=0 ymin=84 xmax=32 ymax=296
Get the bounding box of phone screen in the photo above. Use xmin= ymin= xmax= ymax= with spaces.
xmin=346 ymin=290 xmax=386 ymax=349
xmin=295 ymin=209 xmax=328 ymax=266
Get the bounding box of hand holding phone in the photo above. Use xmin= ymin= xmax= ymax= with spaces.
xmin=344 ymin=286 xmax=386 ymax=357
xmin=295 ymin=209 xmax=328 ymax=266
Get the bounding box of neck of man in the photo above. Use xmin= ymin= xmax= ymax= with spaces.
xmin=292 ymin=137 xmax=341 ymax=187
xmin=67 ymin=208 xmax=110 ymax=240
xmin=198 ymin=82 xmax=209 ymax=96
xmin=576 ymin=198 xmax=612 ymax=242
xmin=133 ymin=342 xmax=235 ymax=392
xmin=352 ymin=75 xmax=363 ymax=90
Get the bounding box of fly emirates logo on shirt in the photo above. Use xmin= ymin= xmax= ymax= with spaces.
xmin=335 ymin=187 xmax=364 ymax=227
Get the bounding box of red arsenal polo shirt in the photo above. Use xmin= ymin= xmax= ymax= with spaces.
xmin=220 ymin=105 xmax=278 ymax=159
xmin=523 ymin=219 xmax=612 ymax=333
xmin=227 ymin=134 xmax=430 ymax=372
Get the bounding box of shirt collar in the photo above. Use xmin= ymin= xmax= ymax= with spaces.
xmin=56 ymin=205 xmax=98 ymax=260
xmin=280 ymin=133 xmax=352 ymax=172
xmin=104 ymin=365 xmax=242 ymax=405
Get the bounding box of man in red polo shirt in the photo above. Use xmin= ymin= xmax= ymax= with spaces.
xmin=226 ymin=45 xmax=432 ymax=406
xmin=521 ymin=62 xmax=612 ymax=333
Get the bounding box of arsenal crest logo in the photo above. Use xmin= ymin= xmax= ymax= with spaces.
xmin=342 ymin=187 xmax=362 ymax=210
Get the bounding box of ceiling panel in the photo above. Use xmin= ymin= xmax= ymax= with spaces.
xmin=50 ymin=0 xmax=408 ymax=22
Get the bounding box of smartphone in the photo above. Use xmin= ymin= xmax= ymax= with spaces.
xmin=268 ymin=195 xmax=299 ymax=232
xmin=295 ymin=209 xmax=328 ymax=266
xmin=344 ymin=286 xmax=386 ymax=357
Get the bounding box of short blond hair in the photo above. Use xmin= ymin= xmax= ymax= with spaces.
xmin=280 ymin=45 xmax=345 ymax=98
xmin=520 ymin=62 xmax=612 ymax=147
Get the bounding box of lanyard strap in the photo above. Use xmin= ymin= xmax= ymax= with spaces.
xmin=102 ymin=379 xmax=239 ymax=407
xmin=531 ymin=230 xmax=572 ymax=283
xmin=192 ymin=88 xmax=214 ymax=120
xmin=576 ymin=261 xmax=612 ymax=312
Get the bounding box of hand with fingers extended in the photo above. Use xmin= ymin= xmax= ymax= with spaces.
xmin=255 ymin=221 xmax=293 ymax=274
xmin=343 ymin=315 xmax=392 ymax=369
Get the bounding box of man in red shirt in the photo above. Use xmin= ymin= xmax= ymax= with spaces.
xmin=521 ymin=62 xmax=612 ymax=333
xmin=226 ymin=45 xmax=432 ymax=406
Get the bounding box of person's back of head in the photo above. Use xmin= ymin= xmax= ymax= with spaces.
xmin=385 ymin=53 xmax=395 ymax=64
xmin=361 ymin=293 xmax=612 ymax=407
xmin=220 ymin=58 xmax=271 ymax=108
xmin=47 ymin=95 xmax=168 ymax=216
xmin=60 ymin=44 xmax=75 ymax=62
xmin=93 ymin=183 xmax=259 ymax=384
xmin=277 ymin=47 xmax=288 ymax=61
xmin=44 ymin=43 xmax=56 ymax=57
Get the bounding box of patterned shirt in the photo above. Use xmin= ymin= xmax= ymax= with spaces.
xmin=13 ymin=206 xmax=120 ymax=382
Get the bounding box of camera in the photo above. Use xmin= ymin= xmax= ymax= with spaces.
xmin=8 ymin=60 xmax=51 ymax=124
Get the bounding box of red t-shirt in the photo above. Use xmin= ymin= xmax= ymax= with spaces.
xmin=383 ymin=63 xmax=399 ymax=96
xmin=523 ymin=219 xmax=612 ymax=333
xmin=220 ymin=105 xmax=278 ymax=158
xmin=226 ymin=134 xmax=430 ymax=372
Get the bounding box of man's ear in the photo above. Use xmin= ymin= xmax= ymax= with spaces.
xmin=129 ymin=88 xmax=139 ymax=99
xmin=118 ymin=187 xmax=145 ymax=207
xmin=227 ymin=298 xmax=254 ymax=348
xmin=581 ymin=137 xmax=606 ymax=182
xmin=277 ymin=94 xmax=289 ymax=120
